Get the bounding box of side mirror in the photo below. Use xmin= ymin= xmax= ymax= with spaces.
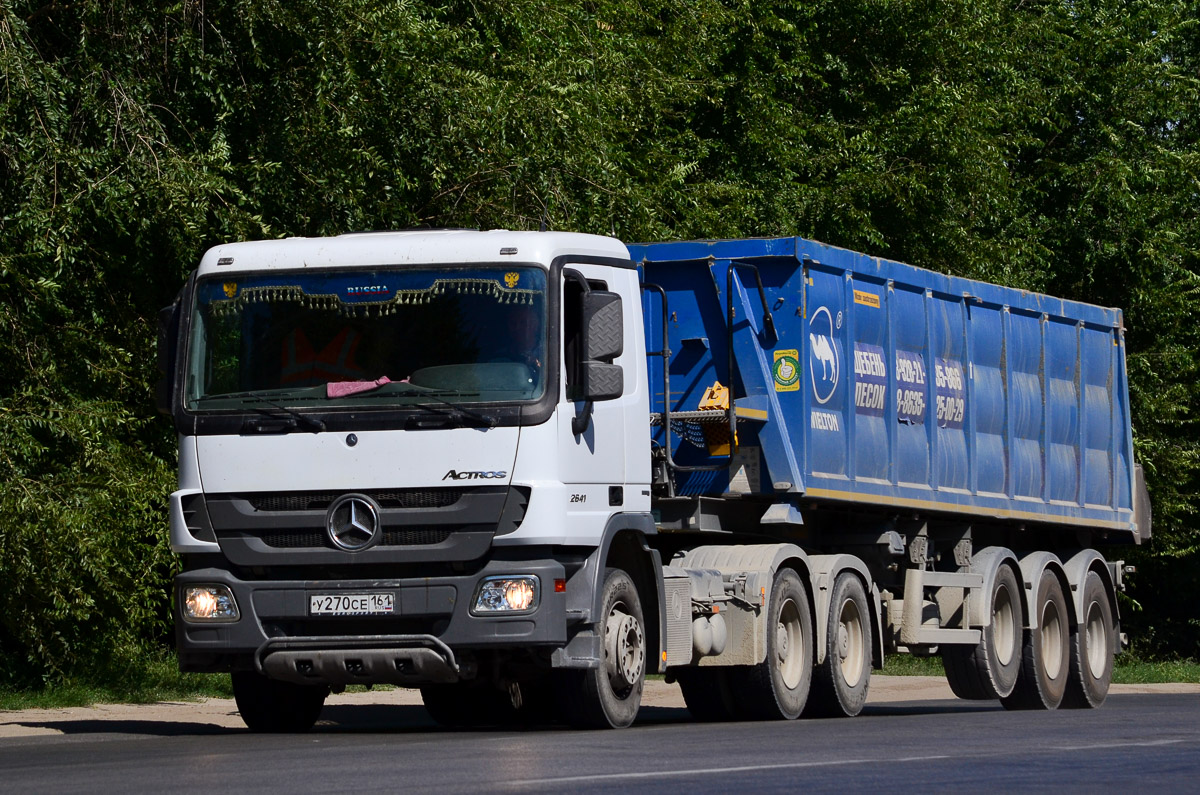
xmin=156 ymin=301 xmax=180 ymax=415
xmin=578 ymin=361 xmax=623 ymax=402
xmin=578 ymin=290 xmax=623 ymax=402
xmin=581 ymin=290 xmax=623 ymax=362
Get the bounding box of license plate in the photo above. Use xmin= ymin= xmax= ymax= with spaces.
xmin=309 ymin=592 xmax=394 ymax=616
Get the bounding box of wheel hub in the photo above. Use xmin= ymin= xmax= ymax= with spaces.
xmin=1085 ymin=601 xmax=1107 ymax=678
xmin=606 ymin=610 xmax=645 ymax=690
xmin=776 ymin=597 xmax=805 ymax=690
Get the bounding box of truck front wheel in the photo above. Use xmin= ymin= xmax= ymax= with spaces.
xmin=232 ymin=670 xmax=328 ymax=733
xmin=557 ymin=568 xmax=645 ymax=729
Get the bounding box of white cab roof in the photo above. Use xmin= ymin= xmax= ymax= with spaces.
xmin=196 ymin=230 xmax=630 ymax=276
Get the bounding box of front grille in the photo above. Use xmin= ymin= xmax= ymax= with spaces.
xmin=206 ymin=486 xmax=517 ymax=562
xmin=254 ymin=526 xmax=456 ymax=549
xmin=246 ymin=489 xmax=465 ymax=513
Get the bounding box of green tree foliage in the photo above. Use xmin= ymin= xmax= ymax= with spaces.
xmin=1 ymin=0 xmax=1198 ymax=683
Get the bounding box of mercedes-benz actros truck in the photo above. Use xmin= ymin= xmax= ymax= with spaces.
xmin=158 ymin=230 xmax=1149 ymax=731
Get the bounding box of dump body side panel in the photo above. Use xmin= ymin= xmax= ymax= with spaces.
xmin=631 ymin=237 xmax=1136 ymax=537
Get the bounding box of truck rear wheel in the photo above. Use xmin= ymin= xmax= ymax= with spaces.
xmin=1062 ymin=570 xmax=1115 ymax=709
xmin=806 ymin=572 xmax=871 ymax=717
xmin=232 ymin=670 xmax=328 ymax=733
xmin=676 ymin=668 xmax=738 ymax=722
xmin=942 ymin=562 xmax=1023 ymax=700
xmin=557 ymin=568 xmax=645 ymax=729
xmin=1002 ymin=570 xmax=1069 ymax=710
xmin=732 ymin=568 xmax=813 ymax=720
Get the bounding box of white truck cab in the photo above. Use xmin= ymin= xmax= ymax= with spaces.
xmin=160 ymin=230 xmax=655 ymax=730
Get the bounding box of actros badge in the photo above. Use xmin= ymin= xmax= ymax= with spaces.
xmin=443 ymin=470 xmax=507 ymax=481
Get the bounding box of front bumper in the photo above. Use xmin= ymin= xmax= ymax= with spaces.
xmin=175 ymin=557 xmax=567 ymax=685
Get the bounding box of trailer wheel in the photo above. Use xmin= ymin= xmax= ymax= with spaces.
xmin=806 ymin=572 xmax=871 ymax=717
xmin=1062 ymin=570 xmax=1116 ymax=708
xmin=1002 ymin=570 xmax=1069 ymax=710
xmin=733 ymin=568 xmax=813 ymax=720
xmin=557 ymin=568 xmax=645 ymax=729
xmin=232 ymin=670 xmax=327 ymax=733
xmin=676 ymin=668 xmax=738 ymax=722
xmin=942 ymin=562 xmax=1023 ymax=700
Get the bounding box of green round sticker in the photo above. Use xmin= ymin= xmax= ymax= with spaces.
xmin=774 ymin=352 xmax=800 ymax=389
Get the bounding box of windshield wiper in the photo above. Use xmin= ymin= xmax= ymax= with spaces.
xmin=200 ymin=387 xmax=310 ymax=401
xmin=193 ymin=388 xmax=327 ymax=433
xmin=242 ymin=398 xmax=326 ymax=434
xmin=353 ymin=382 xmax=496 ymax=428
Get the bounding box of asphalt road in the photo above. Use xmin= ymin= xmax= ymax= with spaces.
xmin=2 ymin=686 xmax=1198 ymax=792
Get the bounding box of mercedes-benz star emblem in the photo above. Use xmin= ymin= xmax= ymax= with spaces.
xmin=326 ymin=494 xmax=381 ymax=552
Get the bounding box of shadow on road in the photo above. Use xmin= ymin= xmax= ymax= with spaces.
xmin=7 ymin=719 xmax=236 ymax=737
xmin=4 ymin=698 xmax=1007 ymax=738
xmin=862 ymin=700 xmax=1004 ymax=717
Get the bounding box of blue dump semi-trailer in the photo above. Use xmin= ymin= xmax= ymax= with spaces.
xmin=163 ymin=232 xmax=1149 ymax=731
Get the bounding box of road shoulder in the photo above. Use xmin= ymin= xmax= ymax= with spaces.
xmin=2 ymin=676 xmax=1197 ymax=738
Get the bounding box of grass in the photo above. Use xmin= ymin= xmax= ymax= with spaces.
xmin=880 ymin=654 xmax=946 ymax=677
xmin=877 ymin=652 xmax=1200 ymax=683
xmin=1 ymin=652 xmax=1196 ymax=711
xmin=0 ymin=654 xmax=400 ymax=711
xmin=0 ymin=655 xmax=233 ymax=711
xmin=1111 ymin=654 xmax=1200 ymax=685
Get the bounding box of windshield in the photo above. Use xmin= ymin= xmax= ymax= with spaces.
xmin=185 ymin=266 xmax=548 ymax=411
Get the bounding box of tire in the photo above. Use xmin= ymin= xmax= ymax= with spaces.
xmin=730 ymin=568 xmax=813 ymax=720
xmin=557 ymin=568 xmax=646 ymax=729
xmin=942 ymin=562 xmax=1023 ymax=700
xmin=1002 ymin=570 xmax=1070 ymax=710
xmin=421 ymin=679 xmax=555 ymax=727
xmin=421 ymin=683 xmax=512 ymax=728
xmin=676 ymin=667 xmax=739 ymax=722
xmin=1062 ymin=570 xmax=1115 ymax=709
xmin=510 ymin=675 xmax=560 ymax=724
xmin=421 ymin=684 xmax=476 ymax=727
xmin=806 ymin=572 xmax=871 ymax=717
xmin=232 ymin=670 xmax=328 ymax=733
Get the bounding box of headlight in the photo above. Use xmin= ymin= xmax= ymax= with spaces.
xmin=472 ymin=576 xmax=540 ymax=615
xmin=182 ymin=585 xmax=240 ymax=622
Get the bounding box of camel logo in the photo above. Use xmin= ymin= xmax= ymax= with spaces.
xmin=808 ymin=306 xmax=839 ymax=405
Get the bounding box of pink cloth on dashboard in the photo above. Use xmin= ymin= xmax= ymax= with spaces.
xmin=326 ymin=375 xmax=391 ymax=398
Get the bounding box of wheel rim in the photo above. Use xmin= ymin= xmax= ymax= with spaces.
xmin=1084 ymin=600 xmax=1108 ymax=678
xmin=993 ymin=582 xmax=1016 ymax=667
xmin=776 ymin=597 xmax=805 ymax=690
xmin=837 ymin=596 xmax=865 ymax=688
xmin=1040 ymin=597 xmax=1064 ymax=680
xmin=605 ymin=602 xmax=645 ymax=693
